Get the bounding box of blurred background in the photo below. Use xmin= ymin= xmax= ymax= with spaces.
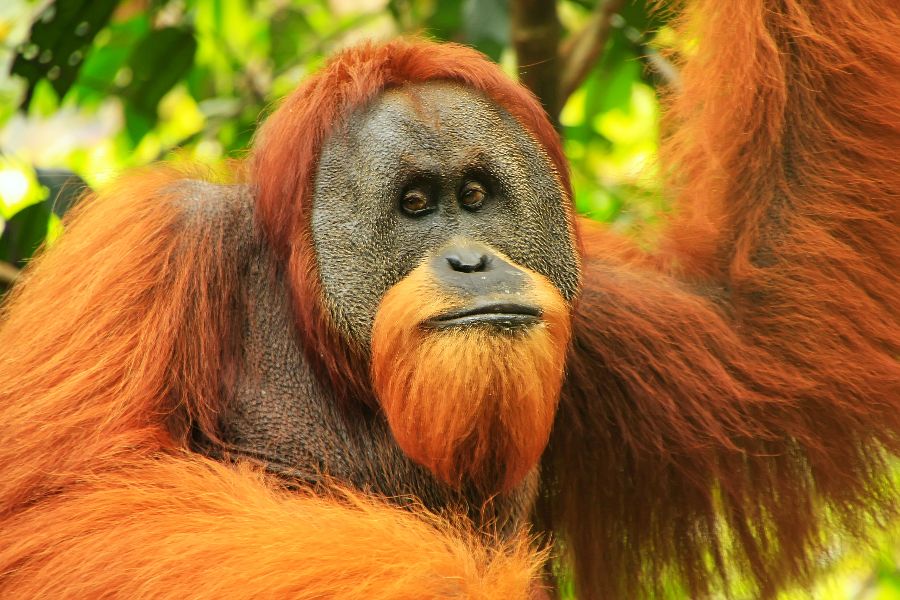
xmin=0 ymin=1 xmax=896 ymax=597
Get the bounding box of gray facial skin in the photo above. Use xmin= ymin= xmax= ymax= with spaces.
xmin=311 ymin=81 xmax=581 ymax=348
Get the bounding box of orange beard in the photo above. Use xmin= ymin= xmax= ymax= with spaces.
xmin=370 ymin=259 xmax=572 ymax=494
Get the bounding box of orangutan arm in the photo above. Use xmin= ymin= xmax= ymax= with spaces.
xmin=546 ymin=0 xmax=900 ymax=597
xmin=0 ymin=457 xmax=539 ymax=599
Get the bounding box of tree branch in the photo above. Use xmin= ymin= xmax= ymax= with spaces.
xmin=510 ymin=0 xmax=562 ymax=124
xmin=641 ymin=45 xmax=682 ymax=91
xmin=559 ymin=0 xmax=627 ymax=106
xmin=0 ymin=261 xmax=20 ymax=285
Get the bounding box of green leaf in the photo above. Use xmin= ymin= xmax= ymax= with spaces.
xmin=600 ymin=52 xmax=641 ymax=113
xmin=462 ymin=0 xmax=509 ymax=61
xmin=12 ymin=0 xmax=120 ymax=109
xmin=270 ymin=8 xmax=313 ymax=72
xmin=120 ymin=26 xmax=197 ymax=140
xmin=386 ymin=0 xmax=403 ymax=23
xmin=71 ymin=14 xmax=151 ymax=105
xmin=426 ymin=0 xmax=464 ymax=41
xmin=0 ymin=201 xmax=52 ymax=267
xmin=123 ymin=104 xmax=154 ymax=144
xmin=618 ymin=0 xmax=673 ymax=32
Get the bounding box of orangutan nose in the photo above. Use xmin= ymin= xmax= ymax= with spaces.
xmin=433 ymin=241 xmax=527 ymax=296
xmin=445 ymin=249 xmax=489 ymax=273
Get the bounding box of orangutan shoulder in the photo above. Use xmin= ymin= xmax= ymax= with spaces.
xmin=167 ymin=179 xmax=255 ymax=238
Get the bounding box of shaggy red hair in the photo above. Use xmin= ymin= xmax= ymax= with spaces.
xmin=371 ymin=252 xmax=571 ymax=493
xmin=0 ymin=0 xmax=897 ymax=597
xmin=0 ymin=169 xmax=544 ymax=597
xmin=543 ymin=0 xmax=900 ymax=597
xmin=251 ymin=39 xmax=573 ymax=405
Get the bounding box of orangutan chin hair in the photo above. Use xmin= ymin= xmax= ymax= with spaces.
xmin=371 ymin=256 xmax=572 ymax=493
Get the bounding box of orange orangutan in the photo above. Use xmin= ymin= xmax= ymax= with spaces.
xmin=0 ymin=0 xmax=898 ymax=598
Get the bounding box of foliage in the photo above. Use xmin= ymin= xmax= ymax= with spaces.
xmin=0 ymin=0 xmax=896 ymax=597
xmin=0 ymin=0 xmax=665 ymax=273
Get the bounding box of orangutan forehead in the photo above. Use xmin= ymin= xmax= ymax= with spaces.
xmin=361 ymin=81 xmax=510 ymax=135
xmin=332 ymin=81 xmax=547 ymax=169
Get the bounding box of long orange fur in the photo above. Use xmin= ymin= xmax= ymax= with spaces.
xmin=543 ymin=0 xmax=900 ymax=597
xmin=0 ymin=0 xmax=897 ymax=597
xmin=0 ymin=170 xmax=543 ymax=597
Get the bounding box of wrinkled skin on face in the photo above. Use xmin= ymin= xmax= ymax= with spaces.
xmin=311 ymin=81 xmax=580 ymax=348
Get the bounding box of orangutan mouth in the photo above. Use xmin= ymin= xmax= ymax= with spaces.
xmin=426 ymin=301 xmax=542 ymax=329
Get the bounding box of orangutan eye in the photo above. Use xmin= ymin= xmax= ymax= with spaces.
xmin=460 ymin=181 xmax=486 ymax=210
xmin=401 ymin=190 xmax=431 ymax=215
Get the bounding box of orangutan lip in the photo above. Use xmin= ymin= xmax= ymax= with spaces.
xmin=426 ymin=302 xmax=542 ymax=329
